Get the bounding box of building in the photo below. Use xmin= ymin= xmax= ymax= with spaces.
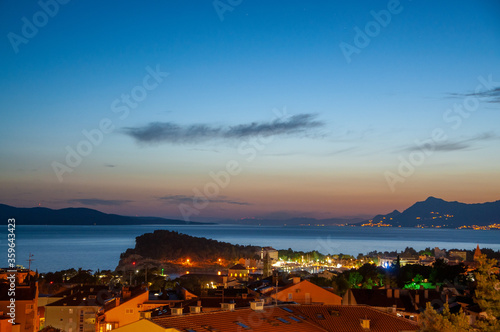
xmin=98 ymin=287 xmax=149 ymax=332
xmin=44 ymin=285 xmax=113 ymax=332
xmin=317 ymin=270 xmax=337 ymax=280
xmin=474 ymin=244 xmax=482 ymax=261
xmin=342 ymin=288 xmax=446 ymax=322
xmin=272 ymin=278 xmax=342 ymax=305
xmin=0 ymin=281 xmax=39 ymax=332
xmin=0 ymin=314 xmax=13 ymax=332
xmin=228 ymin=264 xmax=249 ymax=282
xmin=378 ymin=256 xmax=419 ymax=268
xmin=260 ymin=247 xmax=279 ymax=262
xmin=0 ymin=268 xmax=37 ymax=284
xmin=449 ymin=250 xmax=467 ymax=262
xmin=435 ymin=247 xmax=447 ymax=259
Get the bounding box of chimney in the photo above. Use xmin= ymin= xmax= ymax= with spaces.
xmin=360 ymin=318 xmax=370 ymax=330
xmin=197 ymin=300 xmax=202 ymax=307
xmin=387 ymin=289 xmax=392 ymax=298
xmin=189 ymin=305 xmax=202 ymax=314
xmin=123 ymin=287 xmax=131 ymax=299
xmin=221 ymin=302 xmax=236 ymax=311
xmin=424 ymin=289 xmax=428 ymax=299
xmin=394 ymin=289 xmax=400 ymax=299
xmin=115 ymin=297 xmax=120 ymax=307
xmin=170 ymin=307 xmax=183 ymax=316
xmin=292 ymin=277 xmax=300 ymax=284
xmin=250 ymin=300 xmax=264 ymax=311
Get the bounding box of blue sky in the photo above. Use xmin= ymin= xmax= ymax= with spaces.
xmin=1 ymin=0 xmax=499 ymax=221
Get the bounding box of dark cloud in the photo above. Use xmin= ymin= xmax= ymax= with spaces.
xmin=399 ymin=132 xmax=498 ymax=153
xmin=67 ymin=199 xmax=132 ymax=206
xmin=159 ymin=195 xmax=250 ymax=206
xmin=122 ymin=114 xmax=324 ymax=145
xmin=449 ymin=87 xmax=500 ymax=104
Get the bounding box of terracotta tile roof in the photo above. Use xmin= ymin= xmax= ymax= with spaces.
xmin=287 ymin=305 xmax=419 ymax=332
xmin=151 ymin=297 xmax=257 ymax=317
xmin=152 ymin=307 xmax=326 ymax=331
xmin=46 ymin=285 xmax=113 ymax=307
xmin=151 ymin=304 xmax=419 ymax=332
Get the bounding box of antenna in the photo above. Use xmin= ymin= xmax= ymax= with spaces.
xmin=27 ymin=253 xmax=35 ymax=271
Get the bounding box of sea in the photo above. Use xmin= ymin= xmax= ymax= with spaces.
xmin=1 ymin=224 xmax=500 ymax=273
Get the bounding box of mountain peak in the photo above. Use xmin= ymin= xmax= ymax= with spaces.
xmin=424 ymin=196 xmax=445 ymax=202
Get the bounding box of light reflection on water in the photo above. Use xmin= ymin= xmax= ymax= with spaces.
xmin=1 ymin=225 xmax=499 ymax=273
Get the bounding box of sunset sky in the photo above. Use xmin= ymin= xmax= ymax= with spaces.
xmin=1 ymin=1 xmax=499 ymax=222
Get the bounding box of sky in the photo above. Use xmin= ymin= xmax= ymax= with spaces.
xmin=1 ymin=0 xmax=499 ymax=222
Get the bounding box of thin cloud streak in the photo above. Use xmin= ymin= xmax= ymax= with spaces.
xmin=448 ymin=86 xmax=500 ymax=104
xmin=67 ymin=199 xmax=132 ymax=206
xmin=122 ymin=114 xmax=324 ymax=145
xmin=399 ymin=132 xmax=498 ymax=153
xmin=159 ymin=195 xmax=250 ymax=206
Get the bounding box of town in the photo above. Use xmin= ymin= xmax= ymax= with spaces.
xmin=1 ymin=243 xmax=499 ymax=332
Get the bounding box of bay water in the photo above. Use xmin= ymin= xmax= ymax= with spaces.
xmin=1 ymin=224 xmax=499 ymax=273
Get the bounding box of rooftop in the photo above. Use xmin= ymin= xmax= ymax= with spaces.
xmin=150 ymin=304 xmax=419 ymax=332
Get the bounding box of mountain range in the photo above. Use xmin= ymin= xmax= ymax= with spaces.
xmin=0 ymin=204 xmax=206 ymax=225
xmin=1 ymin=196 xmax=499 ymax=228
xmin=360 ymin=196 xmax=500 ymax=228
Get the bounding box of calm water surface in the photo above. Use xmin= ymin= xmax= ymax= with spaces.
xmin=1 ymin=225 xmax=499 ymax=273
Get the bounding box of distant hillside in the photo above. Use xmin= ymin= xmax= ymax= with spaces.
xmin=119 ymin=230 xmax=261 ymax=262
xmin=0 ymin=204 xmax=207 ymax=225
xmin=217 ymin=216 xmax=364 ymax=226
xmin=361 ymin=197 xmax=500 ymax=228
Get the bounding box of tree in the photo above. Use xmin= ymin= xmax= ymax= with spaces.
xmin=474 ymin=254 xmax=500 ymax=331
xmin=331 ymin=275 xmax=350 ymax=296
xmin=418 ymin=302 xmax=472 ymax=332
xmin=347 ymin=271 xmax=363 ymax=288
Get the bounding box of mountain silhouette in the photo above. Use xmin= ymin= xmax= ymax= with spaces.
xmin=0 ymin=204 xmax=206 ymax=225
xmin=363 ymin=196 xmax=500 ymax=228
